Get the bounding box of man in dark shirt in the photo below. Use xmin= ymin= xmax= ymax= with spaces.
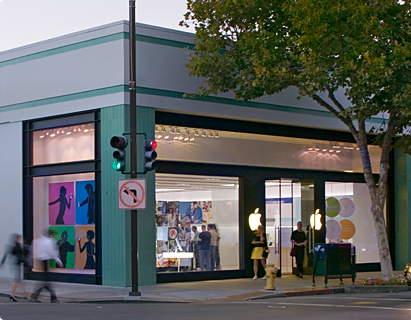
xmin=291 ymin=221 xmax=307 ymax=278
xmin=198 ymin=225 xmax=211 ymax=271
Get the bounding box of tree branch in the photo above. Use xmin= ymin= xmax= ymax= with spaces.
xmin=312 ymin=93 xmax=359 ymax=138
xmin=327 ymin=88 xmax=346 ymax=113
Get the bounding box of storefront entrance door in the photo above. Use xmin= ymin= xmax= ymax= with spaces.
xmin=265 ymin=179 xmax=315 ymax=275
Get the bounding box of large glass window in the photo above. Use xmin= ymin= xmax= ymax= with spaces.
xmin=155 ymin=173 xmax=239 ymax=273
xmin=33 ymin=173 xmax=96 ymax=275
xmin=32 ymin=123 xmax=95 ymax=165
xmin=325 ymin=182 xmax=381 ymax=263
xmin=27 ymin=113 xmax=98 ymax=281
xmin=156 ymin=125 xmax=381 ymax=173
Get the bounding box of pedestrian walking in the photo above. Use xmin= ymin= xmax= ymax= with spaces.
xmin=30 ymin=230 xmax=63 ymax=303
xmin=0 ymin=234 xmax=30 ymax=302
xmin=198 ymin=225 xmax=211 ymax=271
xmin=291 ymin=221 xmax=307 ymax=278
xmin=251 ymin=225 xmax=267 ymax=280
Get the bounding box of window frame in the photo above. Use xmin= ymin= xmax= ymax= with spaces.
xmin=23 ymin=111 xmax=101 ymax=285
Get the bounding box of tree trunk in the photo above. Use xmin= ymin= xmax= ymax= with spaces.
xmin=370 ymin=191 xmax=394 ymax=280
xmin=357 ymin=120 xmax=394 ymax=280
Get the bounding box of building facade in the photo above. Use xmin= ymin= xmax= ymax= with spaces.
xmin=0 ymin=21 xmax=410 ymax=287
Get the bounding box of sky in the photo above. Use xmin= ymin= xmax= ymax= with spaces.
xmin=0 ymin=0 xmax=191 ymax=52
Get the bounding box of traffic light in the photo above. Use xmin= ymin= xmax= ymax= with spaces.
xmin=110 ymin=136 xmax=128 ymax=172
xmin=144 ymin=140 xmax=158 ymax=172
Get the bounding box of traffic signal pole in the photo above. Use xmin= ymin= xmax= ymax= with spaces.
xmin=128 ymin=0 xmax=140 ymax=296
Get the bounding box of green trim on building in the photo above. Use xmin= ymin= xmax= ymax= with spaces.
xmin=137 ymin=34 xmax=195 ymax=50
xmin=137 ymin=86 xmax=336 ymax=119
xmin=134 ymin=107 xmax=157 ymax=286
xmin=0 ymin=32 xmax=193 ymax=69
xmin=0 ymin=33 xmax=127 ymax=69
xmin=0 ymin=85 xmax=128 ymax=112
xmin=101 ymin=105 xmax=156 ymax=286
xmin=394 ymin=150 xmax=411 ymax=270
xmin=101 ymin=105 xmax=131 ymax=286
xmin=0 ymin=84 xmax=385 ymax=125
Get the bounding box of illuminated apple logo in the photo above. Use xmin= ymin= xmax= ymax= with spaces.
xmin=310 ymin=209 xmax=322 ymax=230
xmin=248 ymin=208 xmax=262 ymax=231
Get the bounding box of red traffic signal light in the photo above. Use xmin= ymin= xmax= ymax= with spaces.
xmin=144 ymin=140 xmax=158 ymax=172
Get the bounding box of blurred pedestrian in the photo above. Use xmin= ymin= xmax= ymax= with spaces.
xmin=30 ymin=230 xmax=62 ymax=303
xmin=0 ymin=234 xmax=30 ymax=302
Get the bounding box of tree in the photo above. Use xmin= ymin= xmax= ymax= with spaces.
xmin=182 ymin=0 xmax=411 ymax=279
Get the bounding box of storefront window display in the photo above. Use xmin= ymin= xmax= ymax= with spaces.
xmin=28 ymin=116 xmax=98 ymax=278
xmin=32 ymin=123 xmax=95 ymax=165
xmin=155 ymin=174 xmax=239 ymax=273
xmin=33 ymin=173 xmax=96 ymax=274
xmin=325 ymin=182 xmax=382 ymax=263
xmin=156 ymin=125 xmax=381 ymax=173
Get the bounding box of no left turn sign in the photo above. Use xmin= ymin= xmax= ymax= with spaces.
xmin=119 ymin=179 xmax=146 ymax=209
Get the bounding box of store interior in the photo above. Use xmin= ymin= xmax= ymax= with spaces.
xmin=155 ymin=173 xmax=239 ymax=273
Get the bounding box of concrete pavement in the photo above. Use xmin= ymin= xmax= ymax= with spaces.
xmin=0 ymin=271 xmax=408 ymax=303
xmin=1 ymin=292 xmax=411 ymax=320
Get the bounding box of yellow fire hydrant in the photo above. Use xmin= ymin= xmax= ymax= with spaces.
xmin=264 ymin=264 xmax=277 ymax=290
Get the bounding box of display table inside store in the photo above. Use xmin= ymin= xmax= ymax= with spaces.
xmin=162 ymin=252 xmax=194 ymax=272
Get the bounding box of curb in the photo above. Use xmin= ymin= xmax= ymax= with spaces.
xmin=345 ymin=285 xmax=411 ymax=294
xmin=70 ymin=298 xmax=192 ymax=304
xmin=247 ymin=287 xmax=345 ymax=301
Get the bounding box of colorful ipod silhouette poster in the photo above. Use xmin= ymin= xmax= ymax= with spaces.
xmin=75 ymin=180 xmax=96 ymax=225
xmin=48 ymin=182 xmax=75 ymax=225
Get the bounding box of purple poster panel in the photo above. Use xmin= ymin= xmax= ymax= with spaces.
xmin=49 ymin=182 xmax=75 ymax=225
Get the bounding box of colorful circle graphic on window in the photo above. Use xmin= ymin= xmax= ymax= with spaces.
xmin=339 ymin=198 xmax=356 ymax=218
xmin=326 ymin=219 xmax=341 ymax=242
xmin=340 ymin=219 xmax=356 ymax=240
xmin=326 ymin=197 xmax=341 ymax=217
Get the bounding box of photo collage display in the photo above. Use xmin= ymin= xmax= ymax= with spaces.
xmin=48 ymin=180 xmax=96 ymax=271
xmin=156 ymin=201 xmax=212 ymax=269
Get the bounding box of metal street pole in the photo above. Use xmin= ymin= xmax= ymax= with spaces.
xmin=129 ymin=0 xmax=140 ymax=297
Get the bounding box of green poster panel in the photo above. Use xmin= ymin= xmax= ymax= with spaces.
xmin=49 ymin=226 xmax=76 ymax=269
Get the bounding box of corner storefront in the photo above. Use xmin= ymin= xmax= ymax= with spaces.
xmin=0 ymin=21 xmax=410 ymax=287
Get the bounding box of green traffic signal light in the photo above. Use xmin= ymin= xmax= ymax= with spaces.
xmin=112 ymin=159 xmax=123 ymax=171
xmin=110 ymin=135 xmax=128 ymax=172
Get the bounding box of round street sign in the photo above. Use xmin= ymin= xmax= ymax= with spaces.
xmin=118 ymin=179 xmax=146 ymax=209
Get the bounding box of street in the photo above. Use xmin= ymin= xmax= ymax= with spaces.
xmin=0 ymin=292 xmax=410 ymax=320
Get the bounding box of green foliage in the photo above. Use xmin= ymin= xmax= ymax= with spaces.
xmin=183 ymin=0 xmax=410 ymax=147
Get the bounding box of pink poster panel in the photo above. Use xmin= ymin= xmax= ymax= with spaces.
xmin=48 ymin=182 xmax=75 ymax=225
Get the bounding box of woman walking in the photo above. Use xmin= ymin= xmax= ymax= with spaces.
xmin=0 ymin=234 xmax=30 ymax=302
xmin=251 ymin=225 xmax=267 ymax=280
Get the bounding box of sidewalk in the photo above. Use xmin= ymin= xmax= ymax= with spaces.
xmin=0 ymin=272 xmax=407 ymax=303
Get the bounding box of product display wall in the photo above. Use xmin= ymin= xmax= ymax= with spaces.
xmin=325 ymin=182 xmax=381 ymax=263
xmin=155 ymin=174 xmax=239 ymax=273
